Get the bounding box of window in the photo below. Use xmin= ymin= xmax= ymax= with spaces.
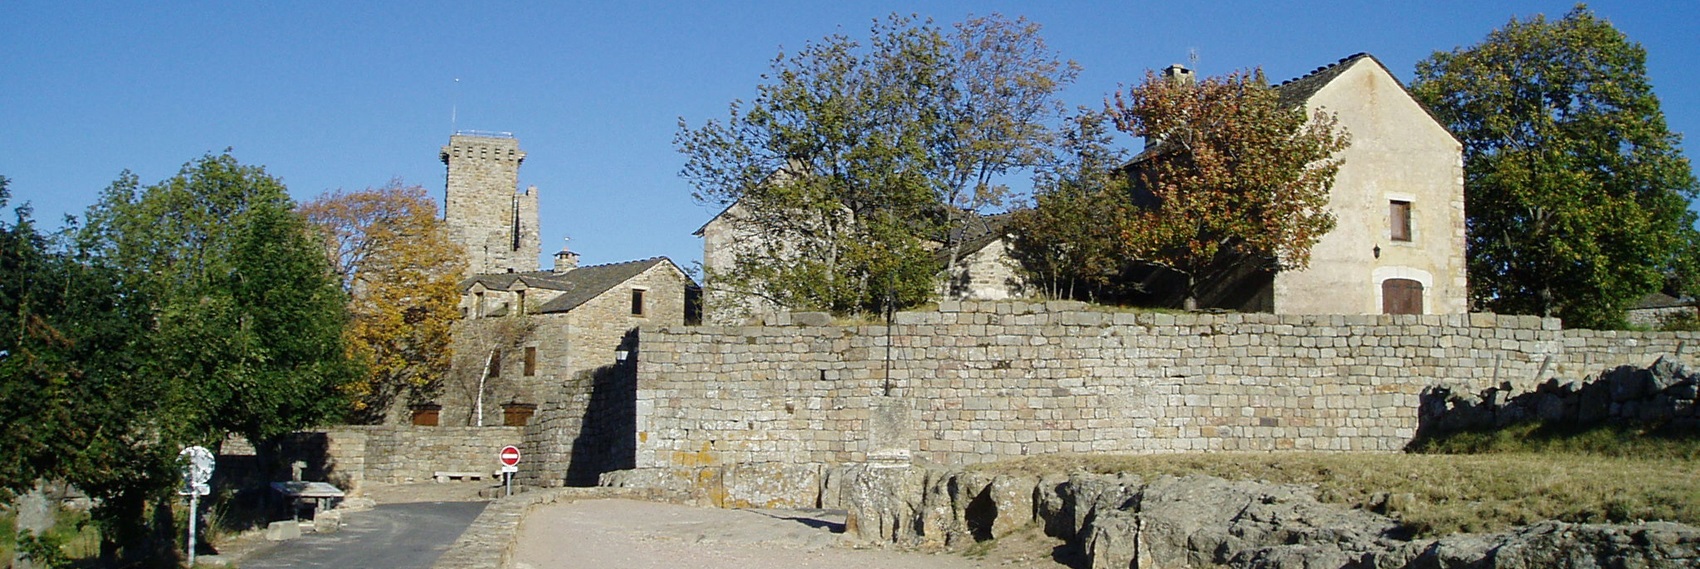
xmin=631 ymin=289 xmax=646 ymax=316
xmin=515 ymin=289 xmax=527 ymax=315
xmin=1390 ymin=200 xmax=1412 ymax=242
xmin=1382 ymin=279 xmax=1423 ymax=315
xmin=523 ymin=347 xmax=537 ymax=377
xmin=487 ymin=350 xmax=501 ymax=377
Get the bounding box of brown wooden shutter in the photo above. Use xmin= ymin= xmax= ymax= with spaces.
xmin=523 ymin=346 xmax=537 ymax=377
xmin=1390 ymin=201 xmax=1412 ymax=242
xmin=1382 ymin=279 xmax=1423 ymax=315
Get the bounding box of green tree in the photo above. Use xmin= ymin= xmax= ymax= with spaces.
xmin=1412 ymin=5 xmax=1699 ymax=328
xmin=82 ymin=153 xmax=356 ymax=444
xmin=678 ymin=13 xmax=1076 ymax=315
xmin=1007 ymin=110 xmax=1133 ymax=300
xmin=301 ymin=183 xmax=463 ymax=424
xmin=1108 ymin=69 xmax=1348 ymax=309
xmin=1 ymin=176 xmax=167 ymax=563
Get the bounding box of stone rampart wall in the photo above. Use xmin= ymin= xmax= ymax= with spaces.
xmin=632 ymin=300 xmax=1700 ymax=469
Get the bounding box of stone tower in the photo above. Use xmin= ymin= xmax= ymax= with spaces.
xmin=441 ymin=132 xmax=542 ymax=275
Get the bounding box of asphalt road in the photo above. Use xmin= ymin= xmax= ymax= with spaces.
xmin=241 ymin=501 xmax=488 ymax=569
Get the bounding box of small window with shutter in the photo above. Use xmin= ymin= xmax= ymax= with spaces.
xmin=523 ymin=346 xmax=536 ymax=376
xmin=1390 ymin=200 xmax=1412 ymax=242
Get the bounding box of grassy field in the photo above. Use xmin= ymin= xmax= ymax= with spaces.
xmin=976 ymin=423 xmax=1700 ymax=536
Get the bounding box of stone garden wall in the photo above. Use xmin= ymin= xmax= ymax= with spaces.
xmin=220 ymin=425 xmax=523 ymax=491
xmin=629 ymin=300 xmax=1700 ymax=470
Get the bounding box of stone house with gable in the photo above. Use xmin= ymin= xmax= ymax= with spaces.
xmin=1219 ymin=52 xmax=1466 ymax=315
xmin=435 ymin=132 xmax=697 ymax=426
xmin=447 ymin=254 xmax=695 ymax=426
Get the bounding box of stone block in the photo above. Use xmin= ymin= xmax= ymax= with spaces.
xmin=265 ymin=520 xmax=301 ymax=541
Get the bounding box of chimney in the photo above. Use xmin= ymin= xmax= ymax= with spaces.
xmin=553 ymin=242 xmax=580 ymax=272
xmin=1162 ymin=64 xmax=1194 ymax=86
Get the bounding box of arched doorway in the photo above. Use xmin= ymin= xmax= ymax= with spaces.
xmin=1382 ymin=278 xmax=1423 ymax=315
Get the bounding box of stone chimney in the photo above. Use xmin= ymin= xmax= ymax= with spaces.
xmin=553 ymin=241 xmax=579 ymax=272
xmin=1162 ymin=63 xmax=1194 ymax=86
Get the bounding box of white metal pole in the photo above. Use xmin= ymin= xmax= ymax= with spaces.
xmin=187 ymin=493 xmax=198 ymax=567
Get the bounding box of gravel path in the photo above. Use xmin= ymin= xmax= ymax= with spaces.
xmin=513 ymin=499 xmax=1001 ymax=569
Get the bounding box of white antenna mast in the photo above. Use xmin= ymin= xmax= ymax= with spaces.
xmin=451 ymin=78 xmax=460 ymax=133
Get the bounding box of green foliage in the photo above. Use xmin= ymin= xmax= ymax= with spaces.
xmin=1412 ymin=5 xmax=1700 ymax=328
xmin=679 ymin=13 xmax=1076 ymax=316
xmin=1007 ymin=110 xmax=1135 ymax=301
xmin=1657 ymin=310 xmax=1700 ymax=332
xmin=81 ymin=153 xmax=356 ymax=445
xmin=54 ymin=153 xmax=357 ymax=561
xmin=1105 ymin=68 xmax=1348 ymax=307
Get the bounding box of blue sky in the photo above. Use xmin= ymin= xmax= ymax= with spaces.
xmin=3 ymin=1 xmax=1696 ymax=271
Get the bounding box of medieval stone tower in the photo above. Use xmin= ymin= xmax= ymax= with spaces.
xmin=441 ymin=132 xmax=542 ymax=275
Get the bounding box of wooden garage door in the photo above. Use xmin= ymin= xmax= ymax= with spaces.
xmin=1382 ymin=279 xmax=1423 ymax=315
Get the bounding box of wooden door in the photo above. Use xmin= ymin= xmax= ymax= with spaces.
xmin=1382 ymin=279 xmax=1423 ymax=315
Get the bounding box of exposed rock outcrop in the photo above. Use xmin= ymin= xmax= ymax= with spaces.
xmin=603 ymin=457 xmax=1700 ymax=567
xmin=828 ymin=466 xmax=1700 ymax=569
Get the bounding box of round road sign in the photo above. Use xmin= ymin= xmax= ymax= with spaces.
xmin=499 ymin=445 xmax=521 ymax=467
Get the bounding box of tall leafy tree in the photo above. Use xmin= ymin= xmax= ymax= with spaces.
xmin=678 ymin=13 xmax=1076 ymax=316
xmin=301 ymin=183 xmax=463 ymax=424
xmin=1109 ymin=69 xmax=1349 ymax=309
xmin=1412 ymin=5 xmax=1699 ymax=328
xmin=80 ymin=153 xmax=357 ymax=445
xmin=1 ymin=176 xmax=169 ymax=563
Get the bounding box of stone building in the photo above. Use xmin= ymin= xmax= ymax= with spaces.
xmin=442 ymin=132 xmax=542 ymax=275
xmin=444 ymin=256 xmax=695 ymax=426
xmin=937 ymin=214 xmax=1026 ymax=302
xmin=932 ymin=53 xmax=1469 ymax=315
xmin=434 ymin=132 xmax=697 ymax=426
xmin=1260 ymin=53 xmax=1468 ymax=315
xmin=692 ymin=200 xmax=781 ymax=325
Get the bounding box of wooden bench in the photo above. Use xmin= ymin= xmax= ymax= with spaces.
xmin=432 ymin=471 xmax=487 ymax=483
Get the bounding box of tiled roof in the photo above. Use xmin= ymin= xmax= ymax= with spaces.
xmin=462 ymin=257 xmax=690 ymax=315
xmin=1272 ymin=52 xmax=1373 ymax=108
xmin=942 ymin=213 xmax=1014 ymax=260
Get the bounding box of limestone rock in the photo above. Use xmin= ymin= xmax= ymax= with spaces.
xmin=841 ymin=463 xmax=932 ymax=545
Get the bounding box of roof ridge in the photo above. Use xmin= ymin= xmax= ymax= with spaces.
xmin=1275 ymin=52 xmax=1370 ymax=87
xmin=573 ymin=256 xmax=669 ymax=270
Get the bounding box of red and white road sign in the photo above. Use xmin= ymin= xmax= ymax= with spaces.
xmin=499 ymin=445 xmax=521 ymax=467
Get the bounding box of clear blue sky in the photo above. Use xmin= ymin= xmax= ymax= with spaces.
xmin=3 ymin=1 xmax=1696 ymax=271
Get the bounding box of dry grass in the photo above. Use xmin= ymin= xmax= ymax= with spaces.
xmin=975 ymin=447 xmax=1700 ymax=536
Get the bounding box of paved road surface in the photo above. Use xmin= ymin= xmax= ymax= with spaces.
xmin=241 ymin=501 xmax=487 ymax=569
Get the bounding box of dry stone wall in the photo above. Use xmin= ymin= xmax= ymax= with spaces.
xmin=218 ymin=426 xmax=522 ymax=492
xmin=632 ymin=300 xmax=1700 ymax=469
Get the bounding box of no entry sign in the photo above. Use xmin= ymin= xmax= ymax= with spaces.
xmin=499 ymin=445 xmax=521 ymax=467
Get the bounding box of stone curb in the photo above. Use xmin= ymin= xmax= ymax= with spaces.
xmin=429 ymin=486 xmax=681 ymax=569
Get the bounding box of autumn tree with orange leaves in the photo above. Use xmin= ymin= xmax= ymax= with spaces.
xmin=301 ymin=183 xmax=464 ymax=424
xmin=1110 ymin=68 xmax=1349 ymax=309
